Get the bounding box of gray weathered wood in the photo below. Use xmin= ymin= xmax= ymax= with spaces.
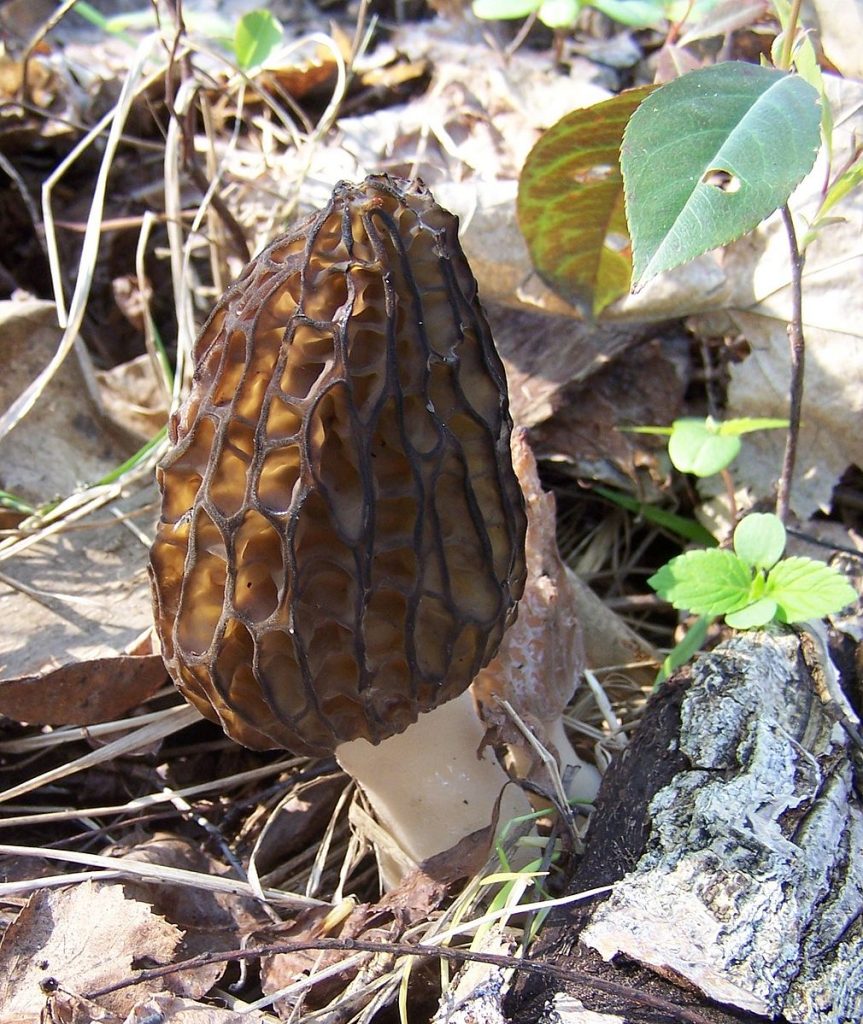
xmin=581 ymin=631 xmax=863 ymax=1023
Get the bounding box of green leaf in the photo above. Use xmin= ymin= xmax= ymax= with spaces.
xmin=538 ymin=0 xmax=581 ymax=26
xmin=805 ymin=156 xmax=863 ymax=245
xmin=716 ymin=416 xmax=789 ymax=436
xmin=766 ymin=557 xmax=858 ymax=622
xmin=234 ymin=9 xmax=283 ymax=70
xmin=733 ymin=513 xmax=786 ymax=570
xmin=668 ymin=418 xmax=741 ymax=476
xmin=517 ymin=87 xmax=654 ymax=317
xmin=472 ymin=0 xmax=540 ymax=18
xmin=725 ymin=597 xmax=779 ymax=629
xmin=621 ymin=62 xmax=821 ymax=286
xmin=649 ymin=548 xmax=753 ymax=615
xmin=655 ymin=614 xmax=712 ymax=686
xmin=589 ymin=0 xmax=667 ymax=28
xmin=594 ymin=485 xmax=717 ymax=546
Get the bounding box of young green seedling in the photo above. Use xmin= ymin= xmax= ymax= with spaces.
xmin=631 ymin=416 xmax=789 ymax=478
xmin=649 ymin=512 xmax=856 ymax=630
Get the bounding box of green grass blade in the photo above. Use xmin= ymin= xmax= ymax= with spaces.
xmin=594 ymin=485 xmax=717 ymax=546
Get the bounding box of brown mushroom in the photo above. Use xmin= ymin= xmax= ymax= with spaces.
xmin=150 ymin=175 xmax=532 ymax=883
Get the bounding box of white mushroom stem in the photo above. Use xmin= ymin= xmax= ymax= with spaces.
xmin=335 ymin=434 xmax=605 ymax=890
xmin=335 ymin=689 xmax=532 ymax=889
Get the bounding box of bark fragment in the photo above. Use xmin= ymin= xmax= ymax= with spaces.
xmin=508 ymin=631 xmax=863 ymax=1024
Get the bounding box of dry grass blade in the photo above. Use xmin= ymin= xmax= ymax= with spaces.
xmin=0 ymin=758 xmax=300 ymax=829
xmin=0 ymin=704 xmax=202 ymax=805
xmin=0 ymin=40 xmax=162 ymax=444
xmin=0 ymin=843 xmax=323 ymax=907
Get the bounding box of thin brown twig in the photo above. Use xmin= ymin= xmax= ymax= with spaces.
xmin=83 ymin=935 xmax=725 ymax=1023
xmin=776 ymin=204 xmax=806 ymax=523
xmin=19 ymin=0 xmax=81 ymax=106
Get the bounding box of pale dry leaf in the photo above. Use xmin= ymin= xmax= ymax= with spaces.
xmin=0 ymin=882 xmax=182 ymax=1019
xmin=96 ymin=353 xmax=170 ymax=444
xmin=123 ymin=992 xmax=263 ymax=1022
xmin=722 ymin=312 xmax=861 ymax=516
xmin=0 ymin=481 xmax=158 ymax=683
xmin=0 ymin=300 xmax=159 ymax=689
xmin=808 ymin=0 xmax=863 ymax=77
xmin=0 ymin=300 xmax=136 ymax=503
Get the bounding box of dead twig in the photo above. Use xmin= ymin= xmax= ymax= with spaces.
xmin=82 ymin=934 xmax=729 ymax=1024
xmin=776 ymin=203 xmax=806 ymax=522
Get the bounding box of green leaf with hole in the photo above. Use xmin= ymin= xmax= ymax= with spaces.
xmin=667 ymin=418 xmax=741 ymax=476
xmin=649 ymin=548 xmax=753 ymax=615
xmin=622 ymin=62 xmax=821 ymax=286
xmin=234 ymin=9 xmax=283 ymax=70
xmin=518 ymin=87 xmax=654 ymax=317
xmin=733 ymin=513 xmax=786 ymax=570
xmin=766 ymin=557 xmax=857 ymax=622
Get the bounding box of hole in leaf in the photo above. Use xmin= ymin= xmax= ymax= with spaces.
xmin=701 ymin=168 xmax=741 ymax=193
xmin=603 ymin=232 xmax=630 ymax=253
xmin=571 ymin=163 xmax=615 ymax=185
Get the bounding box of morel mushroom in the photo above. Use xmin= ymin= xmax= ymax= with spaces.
xmin=149 ymin=175 xmax=531 ymax=882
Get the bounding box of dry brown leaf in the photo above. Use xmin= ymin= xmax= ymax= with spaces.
xmin=96 ymin=353 xmax=169 ymax=445
xmin=0 ymin=882 xmax=182 ymax=1020
xmin=0 ymin=54 xmax=57 ymax=108
xmin=472 ymin=433 xmax=600 ymax=800
xmin=488 ymin=303 xmax=680 ymax=490
xmin=257 ymin=903 xmax=379 ymax=1017
xmin=111 ymin=833 xmax=269 ymax=999
xmin=0 ymin=653 xmax=165 ymax=727
xmin=250 ymin=774 xmax=346 ymax=877
xmin=258 ymin=854 xmax=458 ymax=1019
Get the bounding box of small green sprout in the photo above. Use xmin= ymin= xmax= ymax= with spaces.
xmin=234 ymin=9 xmax=283 ymax=71
xmin=631 ymin=416 xmax=789 ymax=477
xmin=649 ymin=513 xmax=856 ymax=629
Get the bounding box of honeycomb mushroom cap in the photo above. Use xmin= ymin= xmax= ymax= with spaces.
xmin=149 ymin=175 xmax=527 ymax=756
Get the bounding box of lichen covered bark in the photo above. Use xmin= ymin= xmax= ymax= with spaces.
xmin=581 ymin=632 xmax=863 ymax=1024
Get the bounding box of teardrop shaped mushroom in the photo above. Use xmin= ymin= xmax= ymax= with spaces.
xmin=150 ymin=175 xmax=530 ymax=882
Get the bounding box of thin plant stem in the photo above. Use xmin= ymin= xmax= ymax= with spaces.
xmin=778 ymin=0 xmax=804 ymax=71
xmin=720 ymin=467 xmax=738 ymax=525
xmin=776 ymin=203 xmax=805 ymax=522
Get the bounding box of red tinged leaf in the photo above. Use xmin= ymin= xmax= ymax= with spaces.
xmin=517 ymin=86 xmax=655 ymax=317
